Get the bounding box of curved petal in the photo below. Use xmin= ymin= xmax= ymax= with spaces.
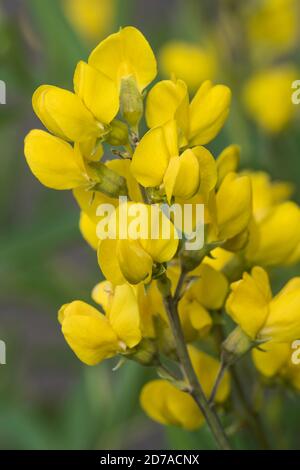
xmin=74 ymin=61 xmax=119 ymax=124
xmin=192 ymin=146 xmax=218 ymax=199
xmin=131 ymin=126 xmax=170 ymax=187
xmin=33 ymin=85 xmax=100 ymax=142
xmin=79 ymin=211 xmax=98 ymax=250
xmin=59 ymin=300 xmax=119 ymax=365
xmin=97 ymin=238 xmax=126 ymax=285
xmin=117 ymin=239 xmax=153 ymax=285
xmin=89 ymin=26 xmax=157 ymax=91
xmin=225 ymin=266 xmax=272 ymax=340
xmin=24 ymin=130 xmax=88 ymax=190
xmin=163 ymin=150 xmax=200 ymax=203
xmin=189 ymin=81 xmax=231 ymax=145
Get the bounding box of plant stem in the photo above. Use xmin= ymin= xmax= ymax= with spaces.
xmin=161 ymin=283 xmax=232 ymax=450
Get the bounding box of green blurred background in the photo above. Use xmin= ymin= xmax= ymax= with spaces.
xmin=0 ymin=0 xmax=300 ymax=450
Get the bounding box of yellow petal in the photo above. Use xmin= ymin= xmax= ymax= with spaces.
xmin=107 ymin=159 xmax=142 ymax=202
xmin=178 ymin=297 xmax=212 ymax=342
xmin=163 ymin=150 xmax=200 ymax=203
xmin=140 ymin=380 xmax=204 ymax=430
xmin=117 ymin=239 xmax=153 ymax=285
xmin=108 ymin=284 xmax=141 ymax=348
xmin=139 ymin=205 xmax=179 ymax=263
xmin=79 ymin=211 xmax=98 ymax=250
xmin=131 ymin=126 xmax=171 ymax=187
xmin=189 ymin=81 xmax=231 ymax=145
xmin=73 ymin=186 xmax=117 ymax=224
xmin=74 ymin=61 xmax=119 ymax=124
xmin=91 ymin=280 xmax=113 ymax=312
xmin=24 ymin=130 xmax=88 ymax=190
xmin=32 ymin=85 xmax=100 ymax=142
xmin=188 ymin=346 xmax=230 ymax=403
xmin=260 ymin=277 xmax=300 ymax=342
xmin=192 ymin=146 xmax=218 ymax=199
xmin=216 ymin=145 xmax=240 ymax=187
xmin=145 ymin=78 xmax=189 ymax=134
xmin=97 ymin=238 xmax=126 ymax=285
xmin=246 ymin=201 xmax=300 ymax=267
xmin=216 ymin=172 xmax=252 ymax=240
xmin=226 ymin=267 xmax=272 ymax=340
xmin=252 ymin=342 xmax=290 ymax=377
xmin=59 ymin=300 xmax=119 ymax=365
xmin=159 ymin=41 xmax=217 ymax=91
xmin=89 ymin=26 xmax=157 ymax=91
xmin=188 ymin=263 xmax=228 ymax=310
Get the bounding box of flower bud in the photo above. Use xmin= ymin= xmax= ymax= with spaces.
xmin=221 ymin=326 xmax=253 ymax=366
xmin=128 ymin=338 xmax=158 ymax=366
xmin=106 ymin=119 xmax=129 ymax=146
xmin=120 ymin=76 xmax=143 ymax=129
xmin=89 ymin=161 xmax=128 ymax=197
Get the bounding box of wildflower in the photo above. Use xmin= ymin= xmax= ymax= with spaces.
xmin=59 ymin=281 xmax=141 ymax=365
xmin=24 ymin=131 xmax=93 ymax=190
xmin=242 ymin=66 xmax=298 ymax=133
xmin=89 ymin=26 xmax=157 ymax=93
xmin=146 ymin=77 xmax=231 ymax=146
xmin=32 ymin=60 xmax=119 ymax=144
xmin=140 ymin=346 xmax=230 ymax=430
xmin=226 ymin=266 xmax=300 ymax=344
xmin=252 ymin=342 xmax=300 ymax=391
xmin=79 ymin=212 xmax=98 ymax=250
xmin=131 ymin=119 xmax=217 ymax=202
xmin=159 ymin=41 xmax=217 ymax=90
xmin=97 ymin=202 xmax=179 ymax=285
xmin=63 ymin=0 xmax=115 ymax=44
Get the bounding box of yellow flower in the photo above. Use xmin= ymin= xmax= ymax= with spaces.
xmin=226 ymin=266 xmax=300 ymax=344
xmin=79 ymin=212 xmax=98 ymax=250
xmin=97 ymin=202 xmax=179 ymax=285
xmin=252 ymin=342 xmax=300 ymax=391
xmin=24 ymin=130 xmax=93 ymax=190
xmin=59 ymin=281 xmax=141 ymax=365
xmin=88 ymin=26 xmax=157 ymax=93
xmin=216 ymin=145 xmax=240 ymax=188
xmin=246 ymin=201 xmax=300 ymax=267
xmin=247 ymin=0 xmax=298 ymax=60
xmin=177 ymin=264 xmax=227 ymax=342
xmin=63 ymin=0 xmax=115 ymax=44
xmin=242 ymin=66 xmax=298 ymax=133
xmin=33 ymin=61 xmax=119 ymax=145
xmin=209 ymin=172 xmax=252 ymax=242
xmin=140 ymin=346 xmax=230 ymax=430
xmin=146 ymin=78 xmax=231 ymax=146
xmin=131 ymin=119 xmax=217 ymax=202
xmin=159 ymin=41 xmax=217 ymax=91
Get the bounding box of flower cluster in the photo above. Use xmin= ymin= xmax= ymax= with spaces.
xmin=24 ymin=26 xmax=300 ymax=447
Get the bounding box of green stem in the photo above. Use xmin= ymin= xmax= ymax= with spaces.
xmin=161 ymin=280 xmax=232 ymax=450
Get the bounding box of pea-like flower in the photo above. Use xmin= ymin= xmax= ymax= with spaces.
xmin=59 ymin=281 xmax=141 ymax=365
xmin=131 ymin=119 xmax=217 ymax=202
xmin=97 ymin=202 xmax=179 ymax=285
xmin=146 ymin=77 xmax=231 ymax=146
xmin=226 ymin=266 xmax=300 ymax=343
xmin=140 ymin=346 xmax=230 ymax=430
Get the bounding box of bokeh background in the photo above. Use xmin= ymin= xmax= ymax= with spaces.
xmin=1 ymin=0 xmax=300 ymax=450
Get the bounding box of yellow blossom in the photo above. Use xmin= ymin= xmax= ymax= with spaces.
xmin=140 ymin=346 xmax=230 ymax=430
xmin=252 ymin=342 xmax=300 ymax=391
xmin=59 ymin=281 xmax=141 ymax=365
xmin=226 ymin=266 xmax=300 ymax=344
xmin=97 ymin=202 xmax=179 ymax=285
xmin=131 ymin=119 xmax=217 ymax=202
xmin=146 ymin=78 xmax=231 ymax=146
xmin=89 ymin=26 xmax=157 ymax=93
xmin=79 ymin=212 xmax=98 ymax=250
xmin=159 ymin=41 xmax=217 ymax=90
xmin=242 ymin=66 xmax=298 ymax=133
xmin=63 ymin=0 xmax=115 ymax=44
